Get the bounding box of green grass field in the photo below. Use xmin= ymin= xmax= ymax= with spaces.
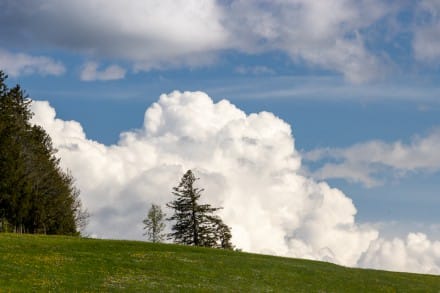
xmin=0 ymin=233 xmax=439 ymax=292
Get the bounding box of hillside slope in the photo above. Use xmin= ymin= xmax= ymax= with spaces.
xmin=1 ymin=233 xmax=439 ymax=292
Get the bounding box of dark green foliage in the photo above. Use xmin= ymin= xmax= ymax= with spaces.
xmin=0 ymin=71 xmax=87 ymax=235
xmin=143 ymin=203 xmax=166 ymax=243
xmin=1 ymin=234 xmax=440 ymax=292
xmin=213 ymin=217 xmax=234 ymax=249
xmin=167 ymin=169 xmax=233 ymax=249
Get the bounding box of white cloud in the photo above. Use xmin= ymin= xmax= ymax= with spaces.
xmin=0 ymin=49 xmax=65 ymax=77
xmin=0 ymin=0 xmax=394 ymax=82
xmin=224 ymin=0 xmax=389 ymax=83
xmin=413 ymin=0 xmax=440 ymax=62
xmin=1 ymin=0 xmax=228 ymax=71
xmin=235 ymin=65 xmax=275 ymax=75
xmin=304 ymin=130 xmax=440 ymax=187
xmin=30 ymin=91 xmax=440 ymax=274
xmin=360 ymin=233 xmax=440 ymax=274
xmin=80 ymin=62 xmax=126 ymax=81
xmin=414 ymin=25 xmax=440 ymax=61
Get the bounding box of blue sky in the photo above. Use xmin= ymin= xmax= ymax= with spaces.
xmin=2 ymin=0 xmax=440 ymax=273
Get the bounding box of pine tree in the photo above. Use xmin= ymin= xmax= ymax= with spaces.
xmin=0 ymin=74 xmax=33 ymax=232
xmin=218 ymin=222 xmax=234 ymax=249
xmin=143 ymin=204 xmax=166 ymax=243
xmin=167 ymin=170 xmax=233 ymax=248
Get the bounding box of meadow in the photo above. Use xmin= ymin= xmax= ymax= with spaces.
xmin=1 ymin=233 xmax=439 ymax=292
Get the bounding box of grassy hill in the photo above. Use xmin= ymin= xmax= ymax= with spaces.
xmin=1 ymin=233 xmax=439 ymax=292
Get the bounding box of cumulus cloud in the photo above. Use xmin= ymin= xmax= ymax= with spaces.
xmin=0 ymin=49 xmax=65 ymax=77
xmin=360 ymin=233 xmax=440 ymax=274
xmin=30 ymin=91 xmax=440 ymax=274
xmin=0 ymin=0 xmax=394 ymax=82
xmin=80 ymin=62 xmax=126 ymax=81
xmin=304 ymin=130 xmax=440 ymax=187
xmin=30 ymin=91 xmax=375 ymax=266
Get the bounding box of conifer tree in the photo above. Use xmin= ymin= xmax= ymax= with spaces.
xmin=212 ymin=217 xmax=234 ymax=249
xmin=0 ymin=71 xmax=88 ymax=234
xmin=167 ymin=170 xmax=233 ymax=248
xmin=143 ymin=204 xmax=166 ymax=243
xmin=0 ymin=73 xmax=33 ymax=232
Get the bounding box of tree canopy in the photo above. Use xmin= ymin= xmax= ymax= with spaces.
xmin=0 ymin=71 xmax=87 ymax=235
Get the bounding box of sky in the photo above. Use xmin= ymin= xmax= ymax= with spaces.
xmin=1 ymin=0 xmax=440 ymax=274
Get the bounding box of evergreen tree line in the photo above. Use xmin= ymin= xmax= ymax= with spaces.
xmin=144 ymin=170 xmax=233 ymax=249
xmin=0 ymin=71 xmax=88 ymax=235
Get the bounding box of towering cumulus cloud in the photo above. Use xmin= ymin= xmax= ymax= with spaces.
xmin=30 ymin=91 xmax=440 ymax=274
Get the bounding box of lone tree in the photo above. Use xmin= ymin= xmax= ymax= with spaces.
xmin=167 ymin=169 xmax=233 ymax=249
xmin=143 ymin=204 xmax=166 ymax=243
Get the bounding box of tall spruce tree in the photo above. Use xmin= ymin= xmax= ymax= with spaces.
xmin=0 ymin=71 xmax=87 ymax=234
xmin=167 ymin=170 xmax=233 ymax=248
